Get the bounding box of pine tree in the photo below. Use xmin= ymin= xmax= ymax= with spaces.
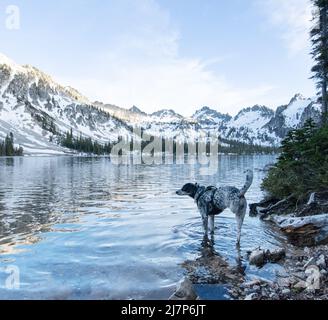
xmin=0 ymin=133 xmax=24 ymax=156
xmin=5 ymin=133 xmax=14 ymax=156
xmin=311 ymin=0 xmax=328 ymax=124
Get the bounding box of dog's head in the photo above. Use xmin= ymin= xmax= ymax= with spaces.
xmin=176 ymin=183 xmax=198 ymax=198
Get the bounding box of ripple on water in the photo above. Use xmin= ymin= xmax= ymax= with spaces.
xmin=0 ymin=155 xmax=287 ymax=299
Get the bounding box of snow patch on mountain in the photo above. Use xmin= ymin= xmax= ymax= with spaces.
xmin=282 ymin=94 xmax=313 ymax=127
xmin=230 ymin=105 xmax=274 ymax=131
xmin=0 ymin=53 xmax=323 ymax=154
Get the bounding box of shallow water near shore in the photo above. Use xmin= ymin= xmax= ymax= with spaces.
xmin=0 ymin=155 xmax=288 ymax=300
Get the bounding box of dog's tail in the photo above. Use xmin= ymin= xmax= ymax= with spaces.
xmin=239 ymin=170 xmax=253 ymax=197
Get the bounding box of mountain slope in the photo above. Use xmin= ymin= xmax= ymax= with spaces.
xmin=263 ymin=94 xmax=321 ymax=139
xmin=0 ymin=54 xmax=132 ymax=154
xmin=0 ymin=53 xmax=322 ymax=154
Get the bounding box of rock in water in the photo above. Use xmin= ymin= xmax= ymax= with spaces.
xmin=169 ymin=277 xmax=198 ymax=300
xmin=249 ymin=249 xmax=266 ymax=267
xmin=248 ymin=248 xmax=285 ymax=268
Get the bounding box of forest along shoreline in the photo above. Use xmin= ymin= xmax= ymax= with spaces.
xmin=170 ymin=120 xmax=328 ymax=301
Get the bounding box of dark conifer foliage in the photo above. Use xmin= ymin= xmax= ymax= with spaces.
xmin=60 ymin=129 xmax=112 ymax=155
xmin=311 ymin=0 xmax=328 ymax=124
xmin=0 ymin=133 xmax=24 ymax=156
xmin=262 ymin=119 xmax=328 ymax=199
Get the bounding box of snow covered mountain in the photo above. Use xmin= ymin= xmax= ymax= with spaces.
xmin=0 ymin=53 xmax=322 ymax=154
xmin=192 ymin=107 xmax=231 ymax=130
xmin=191 ymin=96 xmax=321 ymax=146
xmin=263 ymin=94 xmax=321 ymax=139
xmin=0 ymin=53 xmax=133 ymax=154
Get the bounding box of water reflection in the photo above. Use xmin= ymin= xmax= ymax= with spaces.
xmin=0 ymin=155 xmax=286 ymax=299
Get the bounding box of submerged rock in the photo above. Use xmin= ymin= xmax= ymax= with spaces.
xmin=181 ymin=246 xmax=244 ymax=285
xmin=169 ymin=277 xmax=198 ymax=300
xmin=248 ymin=248 xmax=286 ymax=267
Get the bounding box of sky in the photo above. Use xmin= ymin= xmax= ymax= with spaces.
xmin=0 ymin=0 xmax=316 ymax=116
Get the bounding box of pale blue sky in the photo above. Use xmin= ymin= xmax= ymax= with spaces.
xmin=0 ymin=0 xmax=315 ymax=116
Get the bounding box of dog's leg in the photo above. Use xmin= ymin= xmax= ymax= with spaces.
xmin=203 ymin=215 xmax=209 ymax=239
xmin=209 ymin=215 xmax=215 ymax=235
xmin=209 ymin=215 xmax=215 ymax=244
xmin=200 ymin=209 xmax=209 ymax=243
xmin=236 ymin=204 xmax=247 ymax=246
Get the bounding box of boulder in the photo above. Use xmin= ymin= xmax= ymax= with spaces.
xmin=248 ymin=248 xmax=286 ymax=267
xmin=294 ymin=281 xmax=307 ymax=290
xmin=169 ymin=277 xmax=198 ymax=300
xmin=249 ymin=249 xmax=266 ymax=267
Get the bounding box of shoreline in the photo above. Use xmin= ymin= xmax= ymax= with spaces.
xmin=171 ymin=243 xmax=328 ymax=301
xmin=231 ymin=244 xmax=328 ymax=300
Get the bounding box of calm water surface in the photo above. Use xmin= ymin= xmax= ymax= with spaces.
xmin=0 ymin=155 xmax=287 ymax=299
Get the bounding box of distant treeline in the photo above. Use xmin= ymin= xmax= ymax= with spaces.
xmin=60 ymin=129 xmax=277 ymax=155
xmin=219 ymin=138 xmax=279 ymax=154
xmin=0 ymin=133 xmax=24 ymax=156
xmin=60 ymin=129 xmax=111 ymax=155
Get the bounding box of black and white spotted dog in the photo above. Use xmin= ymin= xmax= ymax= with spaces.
xmin=176 ymin=170 xmax=253 ymax=245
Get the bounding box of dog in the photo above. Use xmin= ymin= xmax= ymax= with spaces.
xmin=176 ymin=170 xmax=253 ymax=245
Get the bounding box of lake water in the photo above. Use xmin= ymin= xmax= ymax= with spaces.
xmin=0 ymin=155 xmax=288 ymax=300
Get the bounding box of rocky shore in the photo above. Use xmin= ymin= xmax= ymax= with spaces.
xmin=169 ymin=190 xmax=328 ymax=301
xmin=169 ymin=244 xmax=328 ymax=301
xmin=230 ymin=245 xmax=328 ymax=300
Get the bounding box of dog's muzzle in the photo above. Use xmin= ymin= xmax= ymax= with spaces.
xmin=176 ymin=190 xmax=187 ymax=196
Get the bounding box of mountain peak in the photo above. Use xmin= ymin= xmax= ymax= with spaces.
xmin=0 ymin=52 xmax=14 ymax=65
xmin=152 ymin=109 xmax=181 ymax=117
xmin=193 ymin=106 xmax=232 ymax=120
xmin=289 ymin=93 xmax=309 ymax=104
xmin=129 ymin=106 xmax=147 ymax=115
xmin=199 ymin=106 xmax=213 ymax=112
xmin=64 ymin=86 xmax=90 ymax=104
xmin=235 ymin=105 xmax=274 ymax=120
xmin=0 ymin=52 xmax=25 ymax=73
